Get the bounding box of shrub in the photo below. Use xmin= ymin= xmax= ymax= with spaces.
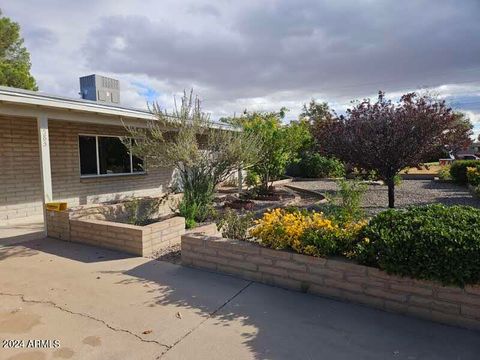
xmin=438 ymin=165 xmax=452 ymax=180
xmin=249 ymin=208 xmax=366 ymax=257
xmin=466 ymin=166 xmax=480 ymax=186
xmin=216 ymin=209 xmax=254 ymax=241
xmin=300 ymin=227 xmax=337 ymax=257
xmin=290 ymin=153 xmax=345 ymax=178
xmin=178 ymin=199 xmax=199 ymax=229
xmin=329 ymin=179 xmax=367 ymax=222
xmin=355 ymin=204 xmax=480 ymax=286
xmin=393 ymin=174 xmax=402 ymax=186
xmin=125 ymin=195 xmax=169 ymax=226
xmin=245 ymin=170 xmax=260 ymax=188
xmin=450 ymin=160 xmax=480 ymax=184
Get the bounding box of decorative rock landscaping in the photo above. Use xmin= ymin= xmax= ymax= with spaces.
xmin=289 ymin=179 xmax=480 ymax=214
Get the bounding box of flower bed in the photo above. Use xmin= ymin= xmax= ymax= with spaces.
xmin=250 ymin=208 xmax=366 ymax=258
xmin=181 ymin=233 xmax=480 ymax=330
xmin=251 ymin=205 xmax=480 ymax=287
xmin=182 ymin=203 xmax=480 ymax=329
xmin=46 ymin=196 xmax=186 ymax=256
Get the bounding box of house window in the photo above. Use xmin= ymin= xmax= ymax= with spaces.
xmin=79 ymin=135 xmax=144 ymax=177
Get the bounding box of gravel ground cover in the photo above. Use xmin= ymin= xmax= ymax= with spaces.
xmin=290 ymin=179 xmax=480 ymax=215
xmin=154 ymin=188 xmax=324 ymax=264
xmin=154 ymin=180 xmax=478 ymax=263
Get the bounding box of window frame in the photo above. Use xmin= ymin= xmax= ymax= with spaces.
xmin=78 ymin=134 xmax=146 ymax=178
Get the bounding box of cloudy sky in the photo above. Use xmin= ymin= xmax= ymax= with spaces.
xmin=3 ymin=0 xmax=480 ymax=137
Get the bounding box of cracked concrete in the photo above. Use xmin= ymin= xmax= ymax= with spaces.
xmin=0 ymin=294 xmax=166 ymax=359
xmin=0 ymin=292 xmax=169 ymax=349
xmin=1 ymin=238 xmax=479 ymax=360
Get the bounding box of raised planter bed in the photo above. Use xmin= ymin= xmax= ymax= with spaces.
xmin=181 ymin=233 xmax=480 ymax=331
xmin=186 ymin=222 xmax=220 ymax=236
xmin=253 ymin=190 xmax=296 ymax=201
xmin=46 ymin=198 xmax=186 ymax=256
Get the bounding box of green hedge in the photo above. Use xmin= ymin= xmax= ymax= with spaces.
xmin=450 ymin=160 xmax=480 ymax=184
xmin=288 ymin=153 xmax=345 ymax=178
xmin=355 ymin=204 xmax=480 ymax=286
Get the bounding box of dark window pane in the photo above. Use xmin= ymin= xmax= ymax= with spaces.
xmin=132 ymin=155 xmax=144 ymax=172
xmin=98 ymin=136 xmax=131 ymax=174
xmin=131 ymin=139 xmax=144 ymax=172
xmin=79 ymin=136 xmax=97 ymax=175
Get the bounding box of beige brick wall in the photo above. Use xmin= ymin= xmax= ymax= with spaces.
xmin=70 ymin=218 xmax=145 ymax=255
xmin=185 ymin=223 xmax=220 ymax=236
xmin=181 ymin=234 xmax=480 ymax=331
xmin=0 ymin=116 xmax=174 ymax=221
xmin=0 ymin=116 xmax=43 ymax=221
xmin=47 ymin=208 xmax=185 ymax=257
xmin=48 ymin=120 xmax=174 ymax=206
xmin=45 ymin=210 xmax=70 ymax=240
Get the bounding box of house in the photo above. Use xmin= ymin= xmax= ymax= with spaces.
xmin=0 ymin=75 xmax=230 ymax=241
xmin=457 ymin=141 xmax=480 ymax=157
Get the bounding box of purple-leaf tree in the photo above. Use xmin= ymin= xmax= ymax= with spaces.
xmin=315 ymin=91 xmax=472 ymax=208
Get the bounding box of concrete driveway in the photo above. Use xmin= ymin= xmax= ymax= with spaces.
xmin=0 ymin=238 xmax=479 ymax=360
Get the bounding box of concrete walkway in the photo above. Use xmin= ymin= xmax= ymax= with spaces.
xmin=0 ymin=215 xmax=45 ymax=246
xmin=0 ymin=239 xmax=478 ymax=360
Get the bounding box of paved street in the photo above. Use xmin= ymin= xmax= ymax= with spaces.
xmin=0 ymin=238 xmax=479 ymax=359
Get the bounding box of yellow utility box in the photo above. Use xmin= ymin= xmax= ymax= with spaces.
xmin=46 ymin=202 xmax=68 ymax=211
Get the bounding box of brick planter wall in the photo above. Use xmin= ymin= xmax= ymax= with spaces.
xmin=186 ymin=223 xmax=220 ymax=236
xmin=46 ymin=210 xmax=70 ymax=241
xmin=181 ymin=233 xmax=480 ymax=331
xmin=47 ymin=209 xmax=185 ymax=256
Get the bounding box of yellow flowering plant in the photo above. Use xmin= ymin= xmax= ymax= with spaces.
xmin=249 ymin=208 xmax=367 ymax=257
xmin=466 ymin=166 xmax=480 ymax=186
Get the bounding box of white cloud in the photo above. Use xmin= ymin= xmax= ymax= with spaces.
xmin=1 ymin=0 xmax=479 ymax=128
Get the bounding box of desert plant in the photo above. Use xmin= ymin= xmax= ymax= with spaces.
xmin=125 ymin=90 xmax=261 ymax=223
xmin=125 ymin=195 xmax=169 ymax=226
xmin=355 ymin=204 xmax=480 ymax=286
xmin=450 ymin=160 xmax=480 ymax=184
xmin=216 ymin=209 xmax=254 ymax=241
xmin=178 ymin=199 xmax=199 ymax=229
xmin=333 ymin=179 xmax=368 ymax=222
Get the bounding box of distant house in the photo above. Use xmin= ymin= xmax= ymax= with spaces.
xmin=0 ymin=75 xmax=229 ymax=227
xmin=457 ymin=141 xmax=480 ymax=158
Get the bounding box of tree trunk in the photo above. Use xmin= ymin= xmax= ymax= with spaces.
xmin=387 ymin=177 xmax=395 ymax=208
xmin=264 ymin=172 xmax=270 ymax=193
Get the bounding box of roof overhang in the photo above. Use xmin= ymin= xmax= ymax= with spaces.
xmin=0 ymin=86 xmax=238 ymax=130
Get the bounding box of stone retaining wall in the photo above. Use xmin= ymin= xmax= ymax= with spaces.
xmin=47 ymin=209 xmax=185 ymax=256
xmin=181 ymin=233 xmax=480 ymax=331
